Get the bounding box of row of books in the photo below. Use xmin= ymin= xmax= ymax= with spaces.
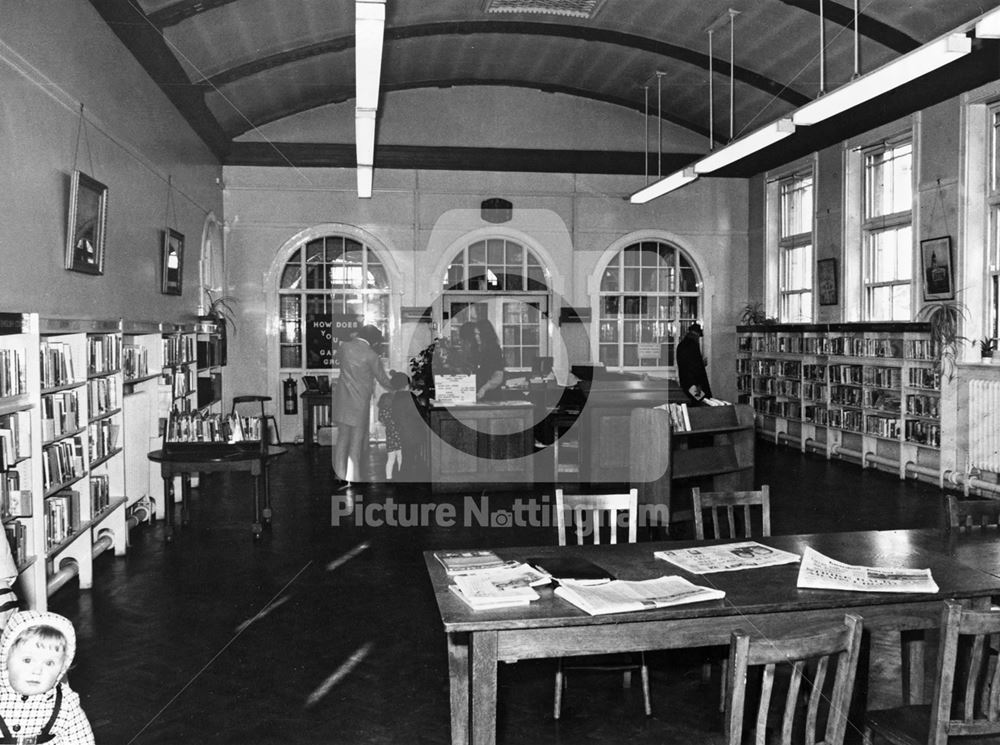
xmin=0 ymin=469 xmax=31 ymax=518
xmin=743 ymin=333 xmax=938 ymax=362
xmin=162 ymin=335 xmax=196 ymax=367
xmin=44 ymin=489 xmax=80 ymax=548
xmin=90 ymin=474 xmax=111 ymax=516
xmin=657 ymin=402 xmax=691 ymax=431
xmin=86 ymin=334 xmax=120 ymax=377
xmin=5 ymin=522 xmax=26 ymax=567
xmin=40 ymin=390 xmax=80 ymax=442
xmin=165 ymin=412 xmax=264 ymax=444
xmin=122 ymin=343 xmax=149 ymax=380
xmin=39 ymin=340 xmax=77 ymax=389
xmin=0 ymin=349 xmax=25 ymax=398
xmin=41 ymin=436 xmax=85 ymax=492
xmin=160 ymin=368 xmax=195 ymax=399
xmin=87 ymin=420 xmax=121 ymax=464
xmin=87 ymin=377 xmax=119 ymax=418
xmin=0 ymin=411 xmax=31 ymax=468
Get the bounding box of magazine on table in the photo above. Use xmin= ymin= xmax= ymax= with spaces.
xmin=654 ymin=541 xmax=800 ymax=574
xmin=449 ymin=564 xmax=551 ymax=610
xmin=434 ymin=549 xmax=519 ymax=576
xmin=796 ymin=547 xmax=939 ymax=594
xmin=525 ymin=555 xmax=615 ymax=585
xmin=554 ymin=576 xmax=725 ymax=616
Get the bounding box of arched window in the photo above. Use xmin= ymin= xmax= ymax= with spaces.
xmin=441 ymin=238 xmax=550 ymax=371
xmin=277 ymin=234 xmax=390 ymax=371
xmin=598 ymin=240 xmax=703 ymax=369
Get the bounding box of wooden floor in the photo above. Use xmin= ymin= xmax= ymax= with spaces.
xmin=47 ymin=440 xmax=948 ymax=744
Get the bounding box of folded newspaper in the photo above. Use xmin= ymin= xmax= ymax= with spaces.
xmin=449 ymin=564 xmax=552 ymax=610
xmin=554 ymin=576 xmax=725 ymax=616
xmin=796 ymin=547 xmax=939 ymax=594
xmin=654 ymin=541 xmax=800 ymax=574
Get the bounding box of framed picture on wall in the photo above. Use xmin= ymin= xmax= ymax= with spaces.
xmin=921 ymin=236 xmax=954 ymax=300
xmin=65 ymin=170 xmax=108 ymax=275
xmin=817 ymin=258 xmax=838 ymax=306
xmin=161 ymin=229 xmax=184 ymax=295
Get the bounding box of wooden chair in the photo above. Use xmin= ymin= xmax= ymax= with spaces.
xmin=693 ymin=485 xmax=771 ymax=540
xmin=693 ymin=485 xmax=771 ymax=708
xmin=726 ymin=614 xmax=863 ymax=745
xmin=864 ymin=600 xmax=1000 ymax=745
xmin=946 ymin=494 xmax=1000 ymax=532
xmin=552 ymin=488 xmax=650 ymax=719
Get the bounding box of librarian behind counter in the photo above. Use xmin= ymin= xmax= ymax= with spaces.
xmin=457 ymin=320 xmax=505 ymax=401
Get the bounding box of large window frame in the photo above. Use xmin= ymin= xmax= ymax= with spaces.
xmin=989 ymin=105 xmax=1000 ymax=340
xmin=862 ymin=139 xmax=914 ymax=321
xmin=778 ymin=173 xmax=814 ymax=322
xmin=596 ymin=239 xmax=703 ymax=370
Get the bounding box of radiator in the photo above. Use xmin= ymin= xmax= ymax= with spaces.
xmin=969 ymin=379 xmax=1000 ymax=472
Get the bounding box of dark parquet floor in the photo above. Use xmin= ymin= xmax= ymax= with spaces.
xmin=46 ymin=440 xmax=948 ymax=744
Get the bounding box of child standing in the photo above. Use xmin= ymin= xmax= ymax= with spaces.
xmin=0 ymin=610 xmax=94 ymax=744
xmin=377 ymin=371 xmax=410 ymax=480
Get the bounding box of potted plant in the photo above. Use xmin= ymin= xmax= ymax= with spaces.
xmin=199 ymin=290 xmax=237 ymax=365
xmin=739 ymin=302 xmax=777 ymax=326
xmin=916 ymin=301 xmax=967 ymax=380
xmin=973 ymin=337 xmax=997 ymax=363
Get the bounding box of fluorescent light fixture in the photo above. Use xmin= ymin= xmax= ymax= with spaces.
xmin=629 ymin=168 xmax=698 ymax=204
xmin=975 ymin=8 xmax=1000 ymax=38
xmin=792 ymin=33 xmax=972 ymax=126
xmin=693 ymin=119 xmax=795 ymax=174
xmin=355 ymin=0 xmax=385 ymax=110
xmin=355 ymin=108 xmax=376 ymax=166
xmin=357 ymin=165 xmax=373 ymax=199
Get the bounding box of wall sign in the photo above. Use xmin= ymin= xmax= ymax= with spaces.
xmin=481 ymin=198 xmax=512 ymax=223
xmin=306 ymin=313 xmax=361 ymax=369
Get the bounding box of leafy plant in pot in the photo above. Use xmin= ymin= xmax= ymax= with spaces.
xmin=916 ymin=301 xmax=967 ymax=380
xmin=973 ymin=337 xmax=997 ymax=363
xmin=739 ymin=302 xmax=778 ymax=326
xmin=200 ymin=290 xmax=237 ymax=366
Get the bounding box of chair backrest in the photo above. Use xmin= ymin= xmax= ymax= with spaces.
xmin=725 ymin=614 xmax=863 ymax=745
xmin=926 ymin=600 xmax=1000 ymax=744
xmin=946 ymin=495 xmax=1000 ymax=533
xmin=693 ymin=486 xmax=771 ymax=540
xmin=555 ymin=488 xmax=638 ymax=546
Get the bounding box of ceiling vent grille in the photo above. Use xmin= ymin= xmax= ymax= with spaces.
xmin=483 ymin=0 xmax=606 ymax=19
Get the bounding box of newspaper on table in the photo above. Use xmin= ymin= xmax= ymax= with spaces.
xmin=654 ymin=541 xmax=801 ymax=574
xmin=796 ymin=546 xmax=939 ymax=594
xmin=554 ymin=576 xmax=725 ymax=616
xmin=435 ymin=549 xmax=519 ymax=576
xmin=449 ymin=563 xmax=552 ymax=610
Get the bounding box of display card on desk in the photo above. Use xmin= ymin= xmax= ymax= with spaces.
xmin=434 ymin=374 xmax=476 ymax=404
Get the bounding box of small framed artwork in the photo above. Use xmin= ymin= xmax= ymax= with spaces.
xmin=161 ymin=229 xmax=184 ymax=295
xmin=817 ymin=258 xmax=838 ymax=306
xmin=921 ymin=236 xmax=954 ymax=300
xmin=65 ymin=170 xmax=108 ymax=275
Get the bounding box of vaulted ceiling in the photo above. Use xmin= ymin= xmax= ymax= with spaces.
xmin=89 ymin=0 xmax=1000 ymax=177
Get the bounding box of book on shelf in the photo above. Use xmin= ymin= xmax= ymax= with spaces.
xmin=654 ymin=402 xmax=691 ymax=431
xmin=525 ymin=555 xmax=614 ymax=584
xmin=554 ymin=576 xmax=725 ymax=616
xmin=654 ymin=541 xmax=800 ymax=574
xmin=796 ymin=547 xmax=939 ymax=594
xmin=434 ymin=549 xmax=519 ymax=576
xmin=448 ymin=564 xmax=550 ymax=610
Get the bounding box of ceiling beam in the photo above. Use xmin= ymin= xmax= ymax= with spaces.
xmin=224 ymin=142 xmax=701 ymax=175
xmin=777 ymin=0 xmax=919 ymax=54
xmin=148 ymin=0 xmax=243 ymax=28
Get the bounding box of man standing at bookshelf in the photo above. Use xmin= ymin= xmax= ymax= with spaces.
xmin=676 ymin=322 xmax=712 ymax=404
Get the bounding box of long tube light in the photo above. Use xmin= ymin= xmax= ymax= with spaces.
xmin=355 ymin=0 xmax=385 ymax=199
xmin=629 ymin=169 xmax=697 ymax=204
xmin=357 ymin=165 xmax=374 ymax=199
xmin=694 ymin=118 xmax=795 ymax=174
xmin=792 ymin=33 xmax=971 ymax=126
xmin=975 ymin=8 xmax=1000 ymax=38
xmin=356 ymin=109 xmax=376 ymax=167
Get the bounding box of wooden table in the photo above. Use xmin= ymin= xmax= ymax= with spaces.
xmin=147 ymin=445 xmax=287 ymax=540
xmin=425 ymin=529 xmax=1000 ymax=745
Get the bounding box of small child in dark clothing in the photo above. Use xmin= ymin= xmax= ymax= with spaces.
xmin=378 ymin=372 xmax=410 ymax=480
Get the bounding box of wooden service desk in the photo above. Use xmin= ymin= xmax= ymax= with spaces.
xmin=147 ymin=445 xmax=287 ymax=540
xmin=426 ymin=402 xmax=534 ymax=491
xmin=425 ymin=529 xmax=1000 ymax=745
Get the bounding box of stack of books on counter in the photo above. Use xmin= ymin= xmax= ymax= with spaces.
xmin=435 ymin=550 xmax=551 ymax=610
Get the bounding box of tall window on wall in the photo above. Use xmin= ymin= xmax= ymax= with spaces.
xmin=277 ymin=235 xmax=390 ymax=370
xmin=441 ymin=238 xmax=550 ymax=371
xmin=989 ymin=106 xmax=1000 ymax=339
xmin=778 ymin=173 xmax=814 ymax=322
xmin=598 ymin=240 xmax=701 ymax=369
xmin=863 ymin=139 xmax=913 ymax=320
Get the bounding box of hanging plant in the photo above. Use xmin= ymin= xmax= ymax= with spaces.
xmin=917 ymin=301 xmax=967 ymax=380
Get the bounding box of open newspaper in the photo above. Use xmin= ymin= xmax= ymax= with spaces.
xmin=554 ymin=576 xmax=725 ymax=616
xmin=796 ymin=547 xmax=939 ymax=594
xmin=449 ymin=563 xmax=551 ymax=610
xmin=654 ymin=541 xmax=800 ymax=574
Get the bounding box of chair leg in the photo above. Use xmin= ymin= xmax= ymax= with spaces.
xmin=622 ymin=670 xmax=633 ymax=688
xmin=554 ymin=659 xmax=563 ymax=720
xmin=641 ymin=656 xmax=651 ymax=716
xmin=718 ymin=657 xmax=728 ymax=713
